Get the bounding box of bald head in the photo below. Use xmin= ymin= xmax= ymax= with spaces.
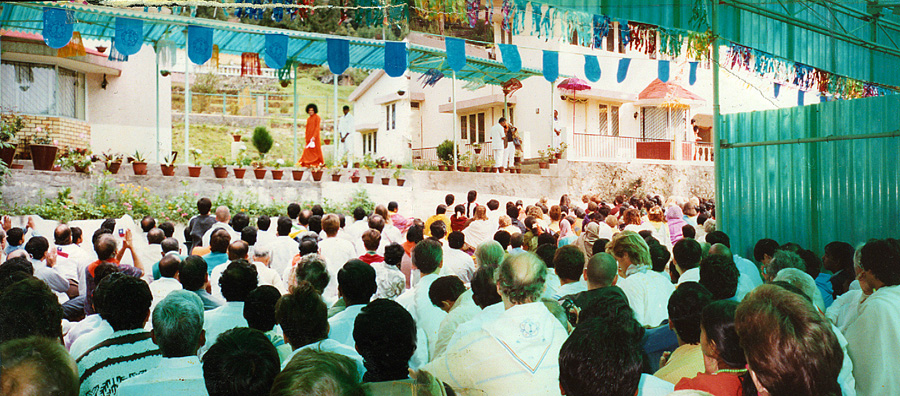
xmin=496 ymin=252 xmax=548 ymax=306
xmin=147 ymin=228 xmax=165 ymax=245
xmin=215 ymin=206 xmax=231 ymax=222
xmin=585 ymin=253 xmax=618 ymax=290
xmin=709 ymin=243 xmax=732 ymax=258
xmin=158 ymin=254 xmax=182 ymax=278
xmin=95 ymin=234 xmax=118 ymax=261
xmin=53 ymin=224 xmax=71 ymax=246
xmin=227 ymin=240 xmax=250 ymax=261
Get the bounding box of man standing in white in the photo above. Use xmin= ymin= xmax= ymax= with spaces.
xmin=552 ymin=110 xmax=563 ymax=149
xmin=396 ymin=239 xmax=447 ymax=360
xmin=489 ymin=117 xmax=508 ymax=170
xmin=338 ymin=105 xmax=355 ymax=167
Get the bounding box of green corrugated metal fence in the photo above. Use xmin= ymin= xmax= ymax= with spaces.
xmin=717 ymin=94 xmax=900 ymax=257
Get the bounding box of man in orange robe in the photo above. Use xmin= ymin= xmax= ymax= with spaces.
xmin=298 ymin=103 xmax=324 ymax=167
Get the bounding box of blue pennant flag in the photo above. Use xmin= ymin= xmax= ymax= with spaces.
xmin=617 ymin=58 xmax=631 ymax=83
xmin=43 ymin=8 xmax=73 ymax=49
xmin=265 ymin=34 xmax=289 ymax=70
xmin=384 ymin=41 xmax=408 ymax=77
xmin=326 ymin=38 xmax=349 ymax=75
xmin=114 ymin=18 xmax=144 ymax=56
xmin=499 ymin=44 xmax=521 ymax=73
xmin=187 ymin=26 xmax=213 ymax=65
xmin=798 ymin=90 xmax=805 ymax=106
xmin=584 ymin=55 xmax=601 ymax=82
xmin=658 ymin=60 xmax=670 ymax=82
xmin=689 ymin=62 xmax=699 ymax=85
xmin=543 ymin=50 xmax=558 ymax=83
xmin=445 ymin=37 xmax=466 ymax=72
xmin=774 ymin=83 xmax=781 ymax=98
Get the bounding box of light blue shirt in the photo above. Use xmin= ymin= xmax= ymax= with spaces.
xmin=202 ymin=252 xmax=229 ymax=274
xmin=201 ymin=302 xmax=247 ymax=356
xmin=283 ymin=339 xmax=366 ymax=380
xmin=117 ymin=356 xmax=208 ymax=396
xmin=327 ymin=304 xmax=364 ymax=347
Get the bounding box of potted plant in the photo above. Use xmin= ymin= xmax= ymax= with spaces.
xmin=436 ymin=140 xmax=454 ymax=171
xmin=233 ymin=147 xmax=250 ymax=179
xmin=364 ymin=167 xmax=374 ymax=184
xmin=556 ymin=142 xmax=568 ymax=160
xmin=232 ymin=129 xmax=242 ymax=143
xmin=131 ymin=150 xmax=148 ymax=175
xmin=101 ymin=152 xmax=123 ymax=174
xmin=209 ymin=155 xmax=228 ymax=178
xmin=323 ymin=131 xmax=333 ymax=146
xmin=291 ymin=166 xmax=304 ymax=181
xmin=538 ymin=148 xmax=550 ymax=169
xmin=330 ymin=166 xmax=342 ymax=182
xmin=456 ymin=151 xmax=469 ymax=172
xmin=310 ymin=164 xmax=324 ymax=182
xmin=252 ymin=126 xmax=274 ymax=160
xmin=188 ymin=148 xmax=203 ymax=177
xmin=161 ymin=152 xmax=177 ymax=176
xmin=381 ymin=169 xmax=391 ymax=185
xmin=58 ymin=147 xmax=94 ymax=174
xmin=350 ymin=169 xmax=360 ymax=183
xmin=473 ymin=143 xmax=482 ymax=154
xmin=271 ymin=159 xmax=285 ymax=180
xmin=29 ymin=126 xmax=58 ymax=171
xmin=393 ymin=168 xmax=406 ymax=186
xmin=548 ymin=146 xmax=559 ymax=164
xmin=252 ymin=158 xmax=267 ymax=179
xmin=0 ymin=113 xmax=24 ymax=167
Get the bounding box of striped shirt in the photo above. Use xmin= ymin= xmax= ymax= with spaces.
xmin=76 ymin=328 xmax=162 ymax=396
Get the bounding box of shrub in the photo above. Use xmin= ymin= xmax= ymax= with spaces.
xmin=252 ymin=126 xmax=274 ymax=158
xmin=436 ymin=139 xmax=455 ymax=164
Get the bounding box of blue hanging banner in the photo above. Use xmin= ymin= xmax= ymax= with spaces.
xmin=658 ymin=60 xmax=670 ymax=82
xmin=263 ymin=34 xmax=288 ymax=70
xmin=584 ymin=55 xmax=601 ymax=82
xmin=689 ymin=62 xmax=699 ymax=85
xmin=542 ymin=50 xmax=558 ymax=83
xmin=384 ymin=41 xmax=408 ymax=77
xmin=798 ymin=90 xmax=805 ymax=106
xmin=617 ymin=58 xmax=631 ymax=83
xmin=114 ymin=18 xmax=144 ymax=56
xmin=773 ymin=83 xmax=781 ymax=98
xmin=326 ymin=38 xmax=349 ymax=75
xmin=445 ymin=37 xmax=466 ymax=72
xmin=499 ymin=44 xmax=521 ymax=73
xmin=187 ymin=26 xmax=213 ymax=65
xmin=43 ymin=8 xmax=73 ymax=49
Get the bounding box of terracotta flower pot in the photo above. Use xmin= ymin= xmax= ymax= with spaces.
xmin=292 ymin=170 xmax=304 ymax=181
xmin=381 ymin=177 xmax=390 ymax=185
xmin=351 ymin=176 xmax=360 ymax=183
xmin=271 ymin=170 xmax=284 ymax=180
xmin=161 ymin=164 xmax=176 ymax=176
xmin=353 ymin=162 xmax=360 ymax=168
xmin=396 ymin=179 xmax=405 ymax=186
xmin=365 ymin=175 xmax=374 ymax=183
xmin=555 ymin=152 xmax=562 ymax=159
xmin=254 ymin=168 xmax=267 ymax=179
xmin=30 ymin=144 xmax=58 ymax=171
xmin=457 ymin=166 xmax=469 ymax=172
xmin=232 ymin=135 xmax=242 ymax=142
xmin=213 ymin=166 xmax=228 ymax=178
xmin=474 ymin=148 xmax=482 ymax=154
xmin=549 ymin=158 xmax=558 ymax=164
xmin=396 ymin=164 xmax=402 ymax=169
xmin=498 ymin=167 xmax=505 ymax=174
xmin=233 ymin=168 xmax=246 ymax=179
xmin=539 ymin=162 xmax=549 ymax=169
xmin=490 ymin=167 xmax=497 ymax=173
xmin=331 ymin=174 xmax=342 ymax=182
xmin=0 ymin=147 xmax=15 ymax=167
xmin=312 ymin=171 xmax=323 ymax=181
xmin=52 ymin=165 xmax=61 ymax=172
xmin=74 ymin=164 xmax=90 ymax=174
xmin=106 ymin=161 xmax=122 ymax=174
xmin=323 ymin=138 xmax=333 ymax=145
xmin=132 ymin=162 xmax=148 ymax=175
xmin=514 ymin=157 xmax=522 ymax=165
xmin=475 ymin=166 xmax=483 ymax=172
xmin=188 ymin=166 xmax=202 ymax=177
xmin=10 ymin=164 xmax=23 ymax=169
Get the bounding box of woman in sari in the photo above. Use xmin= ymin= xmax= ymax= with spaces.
xmin=298 ymin=103 xmax=324 ymax=167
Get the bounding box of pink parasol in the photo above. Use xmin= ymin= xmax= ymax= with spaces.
xmin=558 ymin=78 xmax=592 ymax=133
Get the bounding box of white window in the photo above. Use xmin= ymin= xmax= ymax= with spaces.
xmin=363 ymin=131 xmax=377 ymax=155
xmin=1 ymin=61 xmax=86 ymax=120
xmin=459 ymin=112 xmax=486 ymax=143
xmin=385 ymin=103 xmax=396 ymax=130
xmin=642 ymin=107 xmax=687 ymax=140
xmin=598 ymin=104 xmax=620 ymax=136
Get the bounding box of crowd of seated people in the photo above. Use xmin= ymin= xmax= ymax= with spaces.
xmin=0 ymin=191 xmax=897 ymax=396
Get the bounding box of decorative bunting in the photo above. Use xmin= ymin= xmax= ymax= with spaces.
xmin=542 ymin=50 xmax=558 ymax=83
xmin=107 ymin=38 xmax=128 ymax=62
xmin=57 ymin=31 xmax=86 ymax=58
xmin=798 ymin=90 xmax=804 ymax=106
xmin=618 ymin=19 xmax=631 ymax=48
xmin=689 ymin=62 xmax=698 ymax=85
xmin=628 ymin=23 xmax=656 ymax=56
xmin=187 ymin=26 xmax=213 ymax=65
xmin=156 ymin=39 xmax=177 ymax=69
xmin=658 ymin=60 xmax=670 ymax=82
xmin=418 ymin=68 xmax=444 ymax=87
xmin=211 ymin=45 xmax=220 ymax=68
xmin=241 ymin=52 xmax=262 ymax=76
xmin=43 ymin=8 xmax=73 ymax=49
xmin=445 ymin=37 xmax=466 ymax=72
xmin=592 ymin=15 xmax=611 ymax=49
xmin=773 ymin=83 xmax=781 ymax=98
xmin=326 ymin=38 xmax=349 ymax=75
xmin=114 ymin=18 xmax=143 ymax=56
xmin=384 ymin=41 xmax=408 ymax=77
xmin=499 ymin=44 xmax=521 ymax=73
xmin=617 ymin=58 xmax=631 ymax=83
xmin=264 ymin=34 xmax=288 ymax=70
xmin=584 ymin=55 xmax=601 ymax=82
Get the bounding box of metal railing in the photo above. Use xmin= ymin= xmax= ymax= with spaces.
xmin=194 ymin=64 xmax=280 ymax=79
xmin=172 ymin=91 xmax=331 ymax=118
xmin=412 ymin=141 xmax=496 ymax=166
xmin=572 ymin=133 xmax=714 ymax=162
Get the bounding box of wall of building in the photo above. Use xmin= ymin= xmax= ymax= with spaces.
xmin=86 ymin=41 xmax=172 ymax=163
xmin=1 ymin=114 xmax=90 ymax=158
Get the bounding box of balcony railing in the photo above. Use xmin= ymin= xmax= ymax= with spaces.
xmin=412 ymin=142 xmax=495 ymax=166
xmin=572 ymin=133 xmax=714 ymax=162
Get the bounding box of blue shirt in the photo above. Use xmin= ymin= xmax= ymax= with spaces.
xmin=202 ymin=252 xmax=229 ymax=274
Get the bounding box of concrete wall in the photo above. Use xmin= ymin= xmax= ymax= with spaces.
xmin=564 ymin=160 xmax=715 ymax=200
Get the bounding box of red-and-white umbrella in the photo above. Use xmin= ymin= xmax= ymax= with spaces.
xmin=558 ymin=78 xmax=592 ymax=132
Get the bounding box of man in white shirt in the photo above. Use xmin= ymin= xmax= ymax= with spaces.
xmin=200 ymin=206 xmax=239 ymax=248
xmin=212 ymin=241 xmax=286 ymax=298
xmin=426 ymin=252 xmax=568 ymax=395
xmin=53 ymin=224 xmax=91 ymax=292
xmin=552 ymin=110 xmax=563 ymax=149
xmin=552 ymin=245 xmax=587 ymax=300
xmin=441 ymin=232 xmax=476 ymax=286
xmin=345 ymin=207 xmax=369 ymax=242
xmin=485 ymin=199 xmax=502 ymax=228
xmin=24 ymin=236 xmax=71 ymax=304
xmin=489 ymin=117 xmax=508 ymax=169
xmin=265 ymin=216 xmax=299 ymax=277
xmin=396 ymin=239 xmax=447 ymax=360
xmin=137 ymin=228 xmax=165 ymax=277
xmin=249 ymin=244 xmax=288 ymax=294
xmin=117 ymin=291 xmax=208 ymax=396
xmin=673 ymin=238 xmax=702 ymax=285
xmin=338 ymin=105 xmax=355 ymax=166
xmin=608 ymin=231 xmax=675 ymax=327
xmin=319 ymin=214 xmax=358 ymax=301
xmin=149 ymin=255 xmax=183 ymax=313
xmin=328 ymin=261 xmax=376 ymax=347
xmin=254 ymin=215 xmax=276 ymax=248
xmin=355 ymin=215 xmax=391 ymax=256
xmin=201 ymin=260 xmax=257 ymax=356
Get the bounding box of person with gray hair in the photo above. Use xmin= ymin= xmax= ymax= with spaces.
xmin=773 ymin=268 xmax=827 ymax=311
xmin=200 ymin=206 xmax=238 ymax=248
xmin=249 ymin=244 xmax=287 ymax=294
xmin=426 ymin=252 xmax=568 ymax=395
xmin=762 ymin=250 xmax=806 ymax=283
xmin=117 ymin=290 xmax=207 ymax=396
xmin=1 ymin=336 xmax=79 ymax=396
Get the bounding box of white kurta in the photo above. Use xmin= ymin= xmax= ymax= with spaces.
xmin=618 ymin=268 xmax=675 ymax=327
xmin=845 ymin=284 xmax=900 ymax=395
